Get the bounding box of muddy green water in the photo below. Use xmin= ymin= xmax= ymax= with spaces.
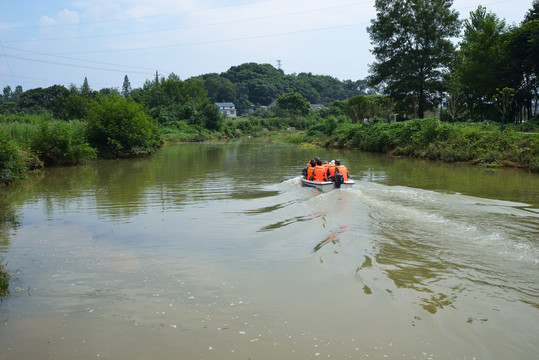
xmin=1 ymin=140 xmax=538 ymax=359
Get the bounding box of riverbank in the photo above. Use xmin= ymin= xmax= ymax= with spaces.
xmin=280 ymin=117 xmax=539 ymax=173
xmin=2 ymin=114 xmax=538 ymax=187
xmin=0 ymin=259 xmax=8 ymax=299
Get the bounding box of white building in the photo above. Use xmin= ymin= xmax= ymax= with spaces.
xmin=215 ymin=102 xmax=237 ymax=117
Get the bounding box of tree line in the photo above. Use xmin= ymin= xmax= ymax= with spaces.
xmin=368 ymin=0 xmax=538 ymax=123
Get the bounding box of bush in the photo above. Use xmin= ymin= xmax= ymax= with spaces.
xmin=0 ymin=134 xmax=28 ymax=185
xmin=530 ymin=156 xmax=539 ymax=173
xmin=160 ymin=120 xmax=218 ymax=142
xmin=301 ymin=117 xmax=539 ymax=171
xmin=32 ymin=121 xmax=96 ymax=165
xmin=86 ymin=94 xmax=161 ymax=158
xmin=0 ymin=257 xmax=8 ymax=298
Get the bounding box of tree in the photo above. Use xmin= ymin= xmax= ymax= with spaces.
xmin=456 ymin=6 xmax=510 ymax=121
xmin=17 ymin=85 xmax=69 ymax=115
xmin=346 ymin=95 xmax=373 ymax=123
xmin=492 ymin=87 xmax=514 ymax=131
xmin=507 ymin=13 xmax=539 ymax=120
xmin=12 ymin=86 xmax=23 ymax=103
xmin=81 ymin=77 xmax=91 ymax=97
xmin=199 ymin=73 xmax=236 ymax=103
xmin=223 ymin=63 xmax=283 ymax=105
xmin=2 ymin=86 xmax=12 ymax=102
xmin=276 ymin=92 xmax=310 ymax=117
xmin=525 ymin=0 xmax=539 ymax=22
xmin=122 ymin=75 xmax=132 ymax=97
xmin=367 ymin=0 xmax=461 ymax=118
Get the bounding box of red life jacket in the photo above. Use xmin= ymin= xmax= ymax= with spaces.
xmin=336 ymin=165 xmax=348 ymax=181
xmin=312 ymin=165 xmax=327 ymax=182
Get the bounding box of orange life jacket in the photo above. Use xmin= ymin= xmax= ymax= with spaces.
xmin=336 ymin=165 xmax=348 ymax=181
xmin=306 ymin=166 xmax=315 ymax=179
xmin=312 ymin=165 xmax=327 ymax=182
xmin=327 ymin=164 xmax=337 ymax=177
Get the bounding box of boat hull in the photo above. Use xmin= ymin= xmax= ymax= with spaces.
xmin=301 ymin=177 xmax=355 ymax=192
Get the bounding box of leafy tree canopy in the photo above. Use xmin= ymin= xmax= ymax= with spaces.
xmin=276 ymin=92 xmax=310 ymax=117
xmin=367 ymin=0 xmax=461 ymax=118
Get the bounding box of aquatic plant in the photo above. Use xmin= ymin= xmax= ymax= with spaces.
xmin=0 ymin=257 xmax=8 ymax=298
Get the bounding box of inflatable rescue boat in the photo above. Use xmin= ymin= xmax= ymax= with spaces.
xmin=301 ymin=176 xmax=355 ymax=192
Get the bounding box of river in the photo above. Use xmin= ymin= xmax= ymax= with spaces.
xmin=1 ymin=140 xmax=538 ymax=359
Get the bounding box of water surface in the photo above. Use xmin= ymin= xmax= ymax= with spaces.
xmin=1 ymin=140 xmax=538 ymax=359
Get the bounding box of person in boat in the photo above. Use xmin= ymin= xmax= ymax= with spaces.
xmin=310 ymin=159 xmax=328 ymax=182
xmin=335 ymin=159 xmax=348 ymax=181
xmin=304 ymin=159 xmax=316 ymax=179
xmin=303 ymin=159 xmax=314 ymax=178
xmin=327 ymin=160 xmax=337 ymax=181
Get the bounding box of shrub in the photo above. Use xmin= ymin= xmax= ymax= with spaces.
xmin=0 ymin=257 xmax=8 ymax=298
xmin=0 ymin=134 xmax=28 ymax=185
xmin=32 ymin=121 xmax=96 ymax=165
xmin=530 ymin=156 xmax=539 ymax=173
xmin=86 ymin=94 xmax=161 ymax=158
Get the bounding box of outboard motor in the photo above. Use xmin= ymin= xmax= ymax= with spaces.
xmin=334 ymin=173 xmax=344 ymax=188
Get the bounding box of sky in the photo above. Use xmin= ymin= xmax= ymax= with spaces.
xmin=0 ymin=0 xmax=535 ymax=92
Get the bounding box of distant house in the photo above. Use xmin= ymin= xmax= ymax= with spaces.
xmin=215 ymin=102 xmax=237 ymax=117
xmin=310 ymin=104 xmax=324 ymax=112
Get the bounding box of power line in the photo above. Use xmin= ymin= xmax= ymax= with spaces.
xmin=0 ymin=53 xmax=153 ymax=75
xmin=2 ymin=1 xmax=372 ymax=44
xmin=1 ymin=45 xmax=156 ymax=72
xmin=55 ymin=21 xmax=368 ymax=55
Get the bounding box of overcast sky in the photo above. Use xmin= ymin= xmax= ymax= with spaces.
xmin=0 ymin=0 xmax=534 ymax=92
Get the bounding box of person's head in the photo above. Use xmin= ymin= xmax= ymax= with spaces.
xmin=314 ymin=156 xmax=320 ymax=162
xmin=336 ymin=160 xmax=341 ymax=165
xmin=330 ymin=160 xmax=335 ymax=165
xmin=323 ymin=161 xmax=328 ymax=165
xmin=316 ymin=159 xmax=322 ymax=166
xmin=310 ymin=159 xmax=316 ymax=167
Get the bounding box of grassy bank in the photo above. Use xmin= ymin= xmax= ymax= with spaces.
xmin=0 ymin=258 xmax=8 ymax=299
xmin=294 ymin=117 xmax=539 ymax=172
xmin=2 ymin=112 xmax=539 ymax=187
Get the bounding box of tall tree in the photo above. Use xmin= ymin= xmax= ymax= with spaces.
xmin=122 ymin=75 xmax=132 ymax=97
xmin=367 ymin=0 xmax=461 ymax=118
xmin=81 ymin=77 xmax=91 ymax=97
xmin=2 ymin=86 xmax=12 ymax=102
xmin=13 ymin=85 xmax=23 ymax=103
xmin=525 ymin=0 xmax=539 ymax=22
xmin=456 ymin=6 xmax=509 ymax=121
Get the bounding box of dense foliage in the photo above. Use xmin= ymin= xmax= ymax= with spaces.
xmin=367 ymin=0 xmax=538 ymax=123
xmin=368 ymin=0 xmax=461 ymax=118
xmin=301 ymin=117 xmax=539 ymax=172
xmin=32 ymin=121 xmax=96 ymax=165
xmin=0 ymin=134 xmax=28 ymax=184
xmin=193 ymin=63 xmax=369 ymax=113
xmin=0 ymin=257 xmax=8 ymax=299
xmin=86 ymin=94 xmax=161 ymax=158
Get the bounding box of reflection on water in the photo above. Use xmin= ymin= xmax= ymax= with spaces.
xmin=1 ymin=140 xmax=538 ymax=359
